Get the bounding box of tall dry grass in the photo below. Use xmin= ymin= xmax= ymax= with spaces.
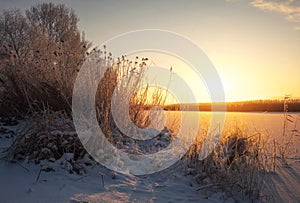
xmin=93 ymin=50 xmax=174 ymax=141
xmin=277 ymin=95 xmax=300 ymax=165
xmin=182 ymin=122 xmax=278 ymax=201
xmin=4 ymin=49 xmax=176 ymax=166
xmin=182 ymin=96 xmax=299 ymax=201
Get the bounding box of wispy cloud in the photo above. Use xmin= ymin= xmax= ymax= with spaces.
xmin=250 ymin=0 xmax=300 ymax=30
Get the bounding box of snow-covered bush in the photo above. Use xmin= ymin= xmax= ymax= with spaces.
xmin=184 ymin=126 xmax=267 ymax=200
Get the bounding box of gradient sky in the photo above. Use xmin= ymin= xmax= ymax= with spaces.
xmin=1 ymin=0 xmax=300 ymax=102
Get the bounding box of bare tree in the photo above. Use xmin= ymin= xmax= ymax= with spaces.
xmin=0 ymin=3 xmax=90 ymax=114
xmin=0 ymin=9 xmax=32 ymax=112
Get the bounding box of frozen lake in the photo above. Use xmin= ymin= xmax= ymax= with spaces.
xmin=163 ymin=111 xmax=300 ymax=154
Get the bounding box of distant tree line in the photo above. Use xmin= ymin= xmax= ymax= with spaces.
xmin=163 ymin=99 xmax=300 ymax=112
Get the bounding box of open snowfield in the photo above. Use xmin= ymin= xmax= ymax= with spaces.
xmin=0 ymin=112 xmax=299 ymax=203
xmin=0 ymin=159 xmax=236 ymax=203
xmin=0 ymin=117 xmax=234 ymax=203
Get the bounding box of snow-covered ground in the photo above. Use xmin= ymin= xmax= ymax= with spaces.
xmin=0 ymin=159 xmax=236 ymax=203
xmin=1 ymin=113 xmax=300 ymax=203
xmin=0 ymin=117 xmax=234 ymax=203
xmin=263 ymin=160 xmax=300 ymax=202
xmin=0 ymin=148 xmax=233 ymax=202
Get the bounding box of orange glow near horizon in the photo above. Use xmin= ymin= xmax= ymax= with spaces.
xmin=2 ymin=1 xmax=299 ymax=103
xmin=128 ymin=51 xmax=300 ymax=103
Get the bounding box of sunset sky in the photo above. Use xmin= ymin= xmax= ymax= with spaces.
xmin=2 ymin=0 xmax=300 ymax=102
